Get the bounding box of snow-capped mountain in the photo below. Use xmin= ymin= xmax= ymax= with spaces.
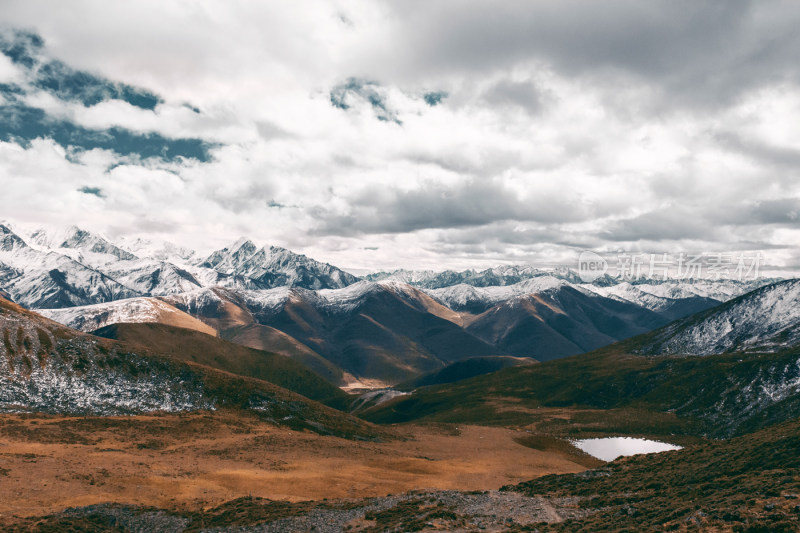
xmin=201 ymin=239 xmax=359 ymax=290
xmin=627 ymin=277 xmax=771 ymax=302
xmin=26 ymin=225 xmax=137 ymax=266
xmin=0 ymin=224 xmax=141 ymax=308
xmin=162 ymin=280 xmax=500 ymax=385
xmin=636 ymin=279 xmax=800 ymax=355
xmin=0 ymin=223 xmax=362 ymax=308
xmin=116 ymin=236 xmax=198 ymax=265
xmin=464 ymin=284 xmax=668 ymax=361
xmin=367 ymin=265 xmax=578 ymax=289
xmin=425 ymin=276 xmax=571 ymax=313
xmin=3 ymin=218 xmax=794 ymax=386
xmin=579 ymin=281 xmax=721 ymax=321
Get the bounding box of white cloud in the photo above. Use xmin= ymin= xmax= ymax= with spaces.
xmin=0 ymin=51 xmax=24 ymax=83
xmin=1 ymin=1 xmax=800 ymax=273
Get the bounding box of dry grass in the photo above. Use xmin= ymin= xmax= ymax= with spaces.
xmin=0 ymin=411 xmax=592 ymax=518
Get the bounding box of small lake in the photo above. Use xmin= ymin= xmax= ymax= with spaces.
xmin=572 ymin=437 xmax=682 ymax=461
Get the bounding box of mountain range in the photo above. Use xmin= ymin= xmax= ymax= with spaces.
xmin=0 ymin=221 xmax=787 ymax=387
xmin=366 ymin=277 xmax=800 ymax=439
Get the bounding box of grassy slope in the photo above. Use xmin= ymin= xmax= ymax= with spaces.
xmin=362 ymin=345 xmax=800 ymax=438
xmin=396 ymin=355 xmax=535 ymax=390
xmin=0 ymin=297 xmax=380 ymax=440
xmin=221 ymin=323 xmax=346 ymax=385
xmin=507 ymin=416 xmax=800 ymax=531
xmin=92 ymin=322 xmax=352 ymax=411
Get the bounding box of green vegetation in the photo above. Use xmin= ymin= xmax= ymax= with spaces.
xmin=362 ymin=347 xmax=800 ymax=438
xmin=507 ymin=416 xmax=800 ymax=531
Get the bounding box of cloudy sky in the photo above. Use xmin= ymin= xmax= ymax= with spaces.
xmin=1 ymin=1 xmax=800 ymax=274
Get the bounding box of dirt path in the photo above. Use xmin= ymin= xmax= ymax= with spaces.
xmin=541 ymin=498 xmax=564 ymax=522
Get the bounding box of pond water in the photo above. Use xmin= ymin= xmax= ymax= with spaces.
xmin=572 ymin=437 xmax=682 ymax=461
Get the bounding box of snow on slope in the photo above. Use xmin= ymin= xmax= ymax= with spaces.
xmin=367 ymin=265 xmax=573 ymax=289
xmin=637 ymin=279 xmax=800 ymax=355
xmin=580 ymin=282 xmax=701 ymax=314
xmin=201 ymin=239 xmax=359 ymax=290
xmin=0 ymin=299 xmax=214 ymax=415
xmin=631 ymin=278 xmax=768 ymax=301
xmin=37 ymin=297 xmax=216 ymax=335
xmin=425 ymin=276 xmax=571 ymax=312
xmin=0 ymin=225 xmax=142 ymax=308
xmin=116 ymin=236 xmax=198 ymax=266
xmin=0 ymin=219 xmax=786 ymax=339
xmin=26 ymin=225 xmax=138 ymax=266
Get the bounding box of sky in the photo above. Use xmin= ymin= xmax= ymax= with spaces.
xmin=1 ymin=0 xmax=800 ymax=275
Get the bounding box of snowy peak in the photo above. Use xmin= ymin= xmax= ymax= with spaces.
xmin=28 ymin=225 xmax=138 ymax=264
xmin=367 ymin=265 xmax=578 ymax=289
xmin=201 ymin=240 xmax=359 ymax=290
xmin=426 ymin=275 xmax=570 ymax=313
xmin=0 ymin=224 xmax=27 ymax=252
xmin=636 ymin=278 xmax=800 ymax=355
xmin=200 ymin=237 xmax=259 ymax=274
xmin=116 ymin=236 xmax=197 ymax=265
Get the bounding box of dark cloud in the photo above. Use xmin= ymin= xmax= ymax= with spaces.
xmin=255 ymin=120 xmax=293 ymax=140
xmin=311 ymin=180 xmax=594 ymax=235
xmin=480 ymin=79 xmax=542 ymax=113
xmin=434 ymin=221 xmax=601 ymax=249
xmin=597 ymin=197 xmax=800 ymax=244
xmin=382 ymin=0 xmax=800 ymax=109
xmin=598 ymin=208 xmax=720 ymax=242
xmin=714 ymin=131 xmax=800 ymax=170
xmin=725 ymin=199 xmax=800 ymax=226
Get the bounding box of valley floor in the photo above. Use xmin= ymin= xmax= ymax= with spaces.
xmin=0 ymin=411 xmax=596 ymax=522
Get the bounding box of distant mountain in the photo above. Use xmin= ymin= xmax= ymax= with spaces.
xmin=201 ymin=238 xmax=359 ymax=290
xmin=116 ymin=235 xmax=198 ymax=265
xmin=363 ymin=281 xmax=800 ymax=436
xmin=425 ymin=276 xmax=572 ymax=314
xmin=0 ymin=224 xmax=142 ymax=308
xmin=465 ymin=285 xmax=668 ymax=361
xmin=161 ymin=287 xmax=347 ymax=385
xmin=633 ymin=278 xmax=800 ymax=355
xmin=27 ymin=225 xmax=137 ymax=265
xmin=164 ymin=281 xmax=501 ymax=385
xmin=4 ymin=219 xmax=790 ymax=388
xmin=367 ymin=265 xmax=580 ymax=289
xmin=26 ymin=225 xmax=204 ymax=296
xmin=1 ymin=224 xmax=361 ymax=308
xmin=579 ymin=281 xmax=720 ymax=321
xmin=240 ymin=281 xmax=503 ymax=385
